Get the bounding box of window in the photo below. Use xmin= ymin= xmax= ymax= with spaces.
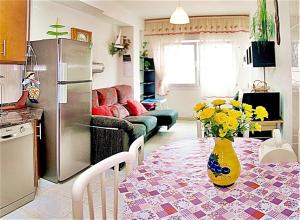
xmin=164 ymin=43 xmax=197 ymax=85
xmin=199 ymin=42 xmax=237 ymax=97
xmin=163 ymin=40 xmax=237 ymax=96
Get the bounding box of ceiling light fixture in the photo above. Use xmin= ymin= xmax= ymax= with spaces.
xmin=170 ymin=1 xmax=190 ymax=25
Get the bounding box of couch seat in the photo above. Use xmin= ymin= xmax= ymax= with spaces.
xmin=143 ymin=109 xmax=178 ymax=128
xmin=126 ymin=116 xmax=157 ymax=133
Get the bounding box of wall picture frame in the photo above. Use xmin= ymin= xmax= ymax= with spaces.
xmin=71 ymin=28 xmax=92 ymax=43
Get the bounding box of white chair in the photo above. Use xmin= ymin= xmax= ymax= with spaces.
xmin=129 ymin=136 xmax=144 ymax=167
xmin=72 ymin=152 xmax=134 ymax=220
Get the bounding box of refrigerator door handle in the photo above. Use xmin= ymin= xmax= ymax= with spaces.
xmin=58 ymin=84 xmax=68 ymax=103
xmin=58 ymin=62 xmax=68 ymax=81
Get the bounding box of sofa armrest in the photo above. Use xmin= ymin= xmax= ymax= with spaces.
xmin=91 ymin=116 xmax=134 ymax=132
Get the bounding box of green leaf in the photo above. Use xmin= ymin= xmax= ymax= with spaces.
xmin=50 ymin=24 xmax=65 ymax=28
xmin=47 ymin=31 xmax=59 ymax=36
xmin=47 ymin=31 xmax=68 ymax=36
xmin=56 ymin=32 xmax=68 ymax=35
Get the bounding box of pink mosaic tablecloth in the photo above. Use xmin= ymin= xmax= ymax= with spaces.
xmin=119 ymin=138 xmax=300 ymax=220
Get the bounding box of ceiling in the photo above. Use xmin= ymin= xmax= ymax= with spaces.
xmin=103 ymin=0 xmax=299 ymax=20
xmin=117 ymin=0 xmax=257 ymax=19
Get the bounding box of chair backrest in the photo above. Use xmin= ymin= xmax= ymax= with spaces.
xmin=72 ymin=152 xmax=134 ymax=220
xmin=129 ymin=136 xmax=145 ymax=167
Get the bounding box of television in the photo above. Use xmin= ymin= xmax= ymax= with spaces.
xmin=242 ymin=92 xmax=280 ymax=120
xmin=251 ymin=41 xmax=276 ymax=67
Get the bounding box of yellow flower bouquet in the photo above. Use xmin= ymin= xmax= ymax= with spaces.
xmin=193 ymin=99 xmax=268 ymax=142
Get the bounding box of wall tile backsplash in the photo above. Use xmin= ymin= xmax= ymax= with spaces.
xmin=0 ymin=64 xmax=22 ymax=104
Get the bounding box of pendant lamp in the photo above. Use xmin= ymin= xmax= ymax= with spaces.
xmin=170 ymin=3 xmax=190 ymax=24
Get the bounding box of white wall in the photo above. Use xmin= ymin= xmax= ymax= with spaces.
xmin=263 ymin=1 xmax=293 ymax=143
xmin=0 ymin=65 xmax=22 ymax=103
xmin=82 ymin=0 xmax=144 ymax=99
xmin=30 ymin=0 xmax=121 ymax=90
xmin=118 ymin=26 xmax=141 ymax=101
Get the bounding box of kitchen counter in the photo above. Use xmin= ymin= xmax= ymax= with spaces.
xmin=0 ymin=107 xmax=43 ymax=129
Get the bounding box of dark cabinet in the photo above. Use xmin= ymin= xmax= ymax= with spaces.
xmin=140 ymin=57 xmax=155 ymax=101
xmin=245 ymin=41 xmax=276 ymax=67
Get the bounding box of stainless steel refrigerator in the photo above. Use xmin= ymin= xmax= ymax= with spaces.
xmin=31 ymin=39 xmax=91 ymax=183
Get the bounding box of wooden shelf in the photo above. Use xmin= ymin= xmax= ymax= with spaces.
xmin=144 ymin=69 xmax=155 ymax=72
xmin=143 ymin=94 xmax=155 ymax=98
xmin=250 ymin=120 xmax=283 ymax=131
xmin=140 ymin=82 xmax=155 ymax=85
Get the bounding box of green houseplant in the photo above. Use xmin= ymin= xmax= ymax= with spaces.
xmin=250 ymin=0 xmax=275 ymax=53
xmin=251 ymin=0 xmax=275 ymax=42
xmin=140 ymin=41 xmax=149 ymax=58
xmin=46 ymin=18 xmax=68 ymax=39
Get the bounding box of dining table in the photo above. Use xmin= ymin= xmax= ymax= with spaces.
xmin=119 ymin=138 xmax=300 ymax=220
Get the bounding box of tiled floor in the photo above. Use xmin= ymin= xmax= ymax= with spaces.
xmin=3 ymin=120 xmax=196 ymax=219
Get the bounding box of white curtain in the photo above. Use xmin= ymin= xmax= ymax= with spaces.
xmin=146 ymin=32 xmax=248 ymax=97
xmin=199 ymin=42 xmax=237 ymax=97
xmin=197 ymin=32 xmax=247 ymax=97
xmin=145 ymin=35 xmax=184 ymax=96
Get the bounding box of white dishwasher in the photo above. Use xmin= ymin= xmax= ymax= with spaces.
xmin=0 ymin=123 xmax=35 ymax=217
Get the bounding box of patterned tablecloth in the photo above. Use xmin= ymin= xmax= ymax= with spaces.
xmin=119 ymin=138 xmax=300 ymax=220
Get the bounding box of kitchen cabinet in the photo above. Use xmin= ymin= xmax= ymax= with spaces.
xmin=0 ymin=0 xmax=28 ymax=64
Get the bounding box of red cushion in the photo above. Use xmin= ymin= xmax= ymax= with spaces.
xmin=97 ymin=87 xmax=118 ymax=106
xmin=127 ymin=99 xmax=148 ymax=116
xmin=92 ymin=106 xmax=113 ymax=116
xmin=113 ymin=85 xmax=133 ymax=104
xmin=110 ymin=104 xmax=130 ymax=118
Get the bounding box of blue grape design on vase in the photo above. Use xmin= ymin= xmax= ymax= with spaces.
xmin=207 ymin=153 xmax=231 ymax=177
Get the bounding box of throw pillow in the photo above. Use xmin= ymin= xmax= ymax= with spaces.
xmin=97 ymin=87 xmax=118 ymax=106
xmin=92 ymin=106 xmax=113 ymax=116
xmin=110 ymin=104 xmax=130 ymax=118
xmin=127 ymin=99 xmax=148 ymax=116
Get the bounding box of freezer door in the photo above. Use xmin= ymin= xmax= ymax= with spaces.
xmin=58 ymin=81 xmax=91 ymax=181
xmin=58 ymin=39 xmax=91 ymax=82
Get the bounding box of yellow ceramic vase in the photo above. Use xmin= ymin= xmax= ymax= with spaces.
xmin=207 ymin=138 xmax=241 ymax=187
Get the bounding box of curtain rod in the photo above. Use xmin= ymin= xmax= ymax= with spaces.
xmin=145 ymin=14 xmax=249 ymax=22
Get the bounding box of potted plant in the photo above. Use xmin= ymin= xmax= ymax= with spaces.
xmin=108 ymin=36 xmax=131 ymax=57
xmin=140 ymin=41 xmax=149 ymax=58
xmin=250 ymin=0 xmax=276 ymax=66
xmin=193 ymin=99 xmax=268 ymax=187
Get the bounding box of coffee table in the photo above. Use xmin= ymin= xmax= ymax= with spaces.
xmin=119 ymin=138 xmax=300 ymax=219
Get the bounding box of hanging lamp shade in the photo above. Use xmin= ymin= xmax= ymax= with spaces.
xmin=170 ymin=6 xmax=190 ymax=24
